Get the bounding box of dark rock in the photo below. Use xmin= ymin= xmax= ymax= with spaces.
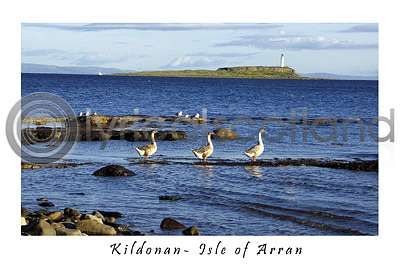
xmin=159 ymin=195 xmax=183 ymax=201
xmin=122 ymin=130 xmax=186 ymax=142
xmin=91 ymin=211 xmax=105 ymax=222
xmin=21 ymin=207 xmax=30 ymax=218
xmin=61 ymin=222 xmax=77 ymax=229
xmin=23 ymin=219 xmax=56 ymax=236
xmin=103 ymin=216 xmax=116 ymax=224
xmin=76 ymin=219 xmax=117 ymax=235
xmin=38 ymin=201 xmax=55 ymax=207
xmin=68 ymin=192 xmax=85 ymax=196
xmin=92 ymin=165 xmax=135 ymax=177
xmin=36 ymin=197 xmax=48 ymax=202
xmin=160 ymin=217 xmax=186 ymax=230
xmin=213 ymin=128 xmax=238 ymax=140
xmin=64 ymin=208 xmax=81 ymax=219
xmin=97 ymin=210 xmax=123 ymax=218
xmin=182 ymin=226 xmax=200 ymax=236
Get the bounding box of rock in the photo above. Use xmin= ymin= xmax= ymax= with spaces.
xmin=160 ymin=217 xmax=186 ymax=230
xmin=64 ymin=208 xmax=81 ymax=219
xmin=92 ymin=165 xmax=135 ymax=177
xmin=122 ymin=130 xmax=186 ymax=142
xmin=27 ymin=219 xmax=56 ymax=236
xmin=21 ymin=217 xmax=27 ymax=226
xmin=36 ymin=197 xmax=48 ymax=202
xmin=81 ymin=214 xmax=103 ymax=224
xmin=159 ymin=195 xmax=183 ymax=201
xmin=47 ymin=211 xmax=63 ymax=222
xmin=182 ymin=226 xmax=200 ymax=236
xmin=68 ymin=192 xmax=85 ymax=196
xmin=21 ymin=207 xmax=30 ymax=218
xmin=213 ymin=128 xmax=238 ymax=140
xmin=38 ymin=201 xmax=55 ymax=207
xmin=103 ymin=217 xmax=116 ymax=224
xmin=61 ymin=222 xmax=77 ymax=229
xmin=76 ymin=219 xmax=117 ymax=235
xmin=97 ymin=210 xmax=123 ymax=218
xmin=92 ymin=211 xmax=105 ymax=222
xmin=56 ymin=227 xmax=82 ymax=236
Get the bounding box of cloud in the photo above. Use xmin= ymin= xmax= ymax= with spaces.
xmin=22 ymin=23 xmax=282 ymax=32
xmin=214 ymin=34 xmax=378 ymax=50
xmin=339 ymin=24 xmax=378 ymax=33
xmin=189 ymin=51 xmax=259 ymax=58
xmin=162 ymin=56 xmax=224 ymax=69
xmin=22 ymin=48 xmax=146 ymax=66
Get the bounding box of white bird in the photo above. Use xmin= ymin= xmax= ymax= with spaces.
xmin=192 ymin=132 xmax=215 ymax=163
xmin=176 ymin=111 xmax=183 ymax=117
xmin=135 ymin=130 xmax=158 ymax=161
xmin=93 ymin=112 xmax=98 ymax=116
xmin=194 ymin=113 xmax=200 ymax=119
xmin=244 ymin=128 xmax=266 ymax=162
xmin=79 ymin=112 xmax=83 ymax=116
xmin=85 ymin=111 xmax=91 ymax=116
xmin=184 ymin=114 xmax=190 ymax=118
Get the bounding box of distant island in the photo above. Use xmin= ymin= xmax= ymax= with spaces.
xmin=114 ymin=66 xmax=306 ymax=79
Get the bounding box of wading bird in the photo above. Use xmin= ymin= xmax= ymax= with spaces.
xmin=135 ymin=130 xmax=158 ymax=161
xmin=192 ymin=132 xmax=215 ymax=163
xmin=244 ymin=128 xmax=266 ymax=162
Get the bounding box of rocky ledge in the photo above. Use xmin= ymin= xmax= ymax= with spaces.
xmin=21 ymin=207 xmax=142 ymax=236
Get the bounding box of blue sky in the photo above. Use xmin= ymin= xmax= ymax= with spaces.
xmin=21 ymin=23 xmax=378 ymax=76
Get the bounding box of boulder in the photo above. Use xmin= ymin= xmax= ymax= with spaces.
xmin=55 ymin=227 xmax=82 ymax=236
xmin=64 ymin=208 xmax=81 ymax=220
xmin=47 ymin=211 xmax=63 ymax=222
xmin=76 ymin=219 xmax=117 ymax=235
xmin=25 ymin=219 xmax=56 ymax=236
xmin=92 ymin=211 xmax=105 ymax=222
xmin=81 ymin=214 xmax=103 ymax=224
xmin=92 ymin=165 xmax=135 ymax=177
xmin=97 ymin=210 xmax=123 ymax=218
xmin=182 ymin=226 xmax=200 ymax=236
xmin=213 ymin=128 xmax=238 ymax=140
xmin=21 ymin=207 xmax=30 ymax=218
xmin=160 ymin=217 xmax=186 ymax=230
xmin=38 ymin=201 xmax=55 ymax=207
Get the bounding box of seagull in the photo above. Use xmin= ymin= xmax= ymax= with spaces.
xmin=184 ymin=114 xmax=190 ymax=118
xmin=193 ymin=113 xmax=200 ymax=119
xmin=244 ymin=128 xmax=266 ymax=162
xmin=93 ymin=112 xmax=98 ymax=116
xmin=79 ymin=112 xmax=83 ymax=116
xmin=192 ymin=132 xmax=215 ymax=163
xmin=135 ymin=130 xmax=158 ymax=161
xmin=85 ymin=111 xmax=91 ymax=116
xmin=176 ymin=111 xmax=183 ymax=117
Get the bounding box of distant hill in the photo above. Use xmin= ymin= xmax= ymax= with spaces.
xmin=115 ymin=66 xmax=305 ymax=79
xmin=302 ymin=72 xmax=378 ymax=80
xmin=21 ymin=63 xmax=126 ymax=75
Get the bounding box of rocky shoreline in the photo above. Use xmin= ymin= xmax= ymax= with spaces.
xmin=21 ymin=202 xmax=199 ymax=236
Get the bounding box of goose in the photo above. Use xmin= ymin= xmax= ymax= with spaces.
xmin=135 ymin=130 xmax=158 ymax=161
xmin=192 ymin=132 xmax=215 ymax=163
xmin=176 ymin=111 xmax=183 ymax=117
xmin=244 ymin=128 xmax=266 ymax=162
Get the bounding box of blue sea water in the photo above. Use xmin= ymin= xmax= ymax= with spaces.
xmin=21 ymin=73 xmax=378 ymax=235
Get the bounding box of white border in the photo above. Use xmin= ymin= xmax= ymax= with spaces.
xmin=1 ymin=0 xmax=399 ymax=275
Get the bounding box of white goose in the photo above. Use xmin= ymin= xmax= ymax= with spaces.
xmin=192 ymin=132 xmax=215 ymax=163
xmin=135 ymin=130 xmax=158 ymax=161
xmin=244 ymin=128 xmax=266 ymax=162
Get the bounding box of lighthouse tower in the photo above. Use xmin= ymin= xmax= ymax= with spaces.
xmin=280 ymin=53 xmax=285 ymax=67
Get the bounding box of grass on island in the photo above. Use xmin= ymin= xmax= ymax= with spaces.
xmin=114 ymin=68 xmax=306 ymax=80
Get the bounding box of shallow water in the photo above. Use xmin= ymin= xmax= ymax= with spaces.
xmin=21 ymin=74 xmax=378 ymax=235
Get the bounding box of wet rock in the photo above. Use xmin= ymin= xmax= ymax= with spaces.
xmin=159 ymin=195 xmax=183 ymax=201
xmin=92 ymin=211 xmax=105 ymax=222
xmin=24 ymin=219 xmax=56 ymax=236
xmin=104 ymin=217 xmax=116 ymax=224
xmin=160 ymin=217 xmax=186 ymax=230
xmin=81 ymin=214 xmax=103 ymax=224
xmin=56 ymin=227 xmax=82 ymax=236
xmin=97 ymin=210 xmax=123 ymax=219
xmin=47 ymin=211 xmax=63 ymax=222
xmin=64 ymin=208 xmax=81 ymax=220
xmin=182 ymin=226 xmax=200 ymax=236
xmin=68 ymin=192 xmax=85 ymax=196
xmin=38 ymin=201 xmax=55 ymax=207
xmin=61 ymin=222 xmax=77 ymax=229
xmin=76 ymin=219 xmax=117 ymax=235
xmin=21 ymin=217 xmax=27 ymax=226
xmin=21 ymin=207 xmax=30 ymax=218
xmin=92 ymin=165 xmax=135 ymax=177
xmin=213 ymin=128 xmax=238 ymax=140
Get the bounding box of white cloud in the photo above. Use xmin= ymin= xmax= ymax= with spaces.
xmin=162 ymin=56 xmax=223 ymax=69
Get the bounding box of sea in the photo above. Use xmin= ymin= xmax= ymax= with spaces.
xmin=21 ymin=73 xmax=378 ymax=235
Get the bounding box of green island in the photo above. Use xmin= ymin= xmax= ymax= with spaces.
xmin=114 ymin=66 xmax=307 ymax=80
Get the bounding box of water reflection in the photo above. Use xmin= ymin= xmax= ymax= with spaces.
xmin=244 ymin=165 xmax=263 ymax=178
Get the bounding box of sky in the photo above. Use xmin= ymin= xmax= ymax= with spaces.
xmin=21 ymin=23 xmax=378 ymax=76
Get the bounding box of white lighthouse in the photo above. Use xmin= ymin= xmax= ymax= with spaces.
xmin=280 ymin=53 xmax=285 ymax=67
